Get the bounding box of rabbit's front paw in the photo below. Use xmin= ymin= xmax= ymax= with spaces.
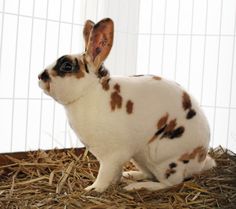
xmin=85 ymin=183 xmax=107 ymax=193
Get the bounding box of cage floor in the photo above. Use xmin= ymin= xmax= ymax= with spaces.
xmin=0 ymin=147 xmax=235 ymax=209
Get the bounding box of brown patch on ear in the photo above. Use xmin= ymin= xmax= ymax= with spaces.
xmin=182 ymin=91 xmax=197 ymax=119
xmin=86 ymin=18 xmax=114 ymax=69
xmin=83 ymin=20 xmax=95 ymax=50
xmin=110 ymin=83 xmax=122 ymax=111
xmin=153 ymin=76 xmax=162 ymax=80
xmin=157 ymin=113 xmax=169 ymax=129
xmin=126 ymin=100 xmax=133 ymax=114
xmin=179 ymin=146 xmax=207 ymax=163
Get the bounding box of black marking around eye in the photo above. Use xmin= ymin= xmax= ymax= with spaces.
xmin=53 ymin=56 xmax=71 ymax=77
xmin=60 ymin=62 xmax=73 ymax=72
xmin=53 ymin=56 xmax=80 ymax=77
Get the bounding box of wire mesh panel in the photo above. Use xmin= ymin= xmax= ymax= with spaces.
xmin=136 ymin=0 xmax=236 ymax=152
xmin=0 ymin=0 xmax=140 ymax=153
xmin=0 ymin=0 xmax=235 ymax=153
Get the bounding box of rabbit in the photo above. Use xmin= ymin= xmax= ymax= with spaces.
xmin=38 ymin=18 xmax=216 ymax=193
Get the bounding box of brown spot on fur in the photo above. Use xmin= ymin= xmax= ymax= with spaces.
xmin=161 ymin=125 xmax=185 ymax=139
xmin=157 ymin=113 xmax=169 ymax=129
xmin=126 ymin=100 xmax=133 ymax=114
xmin=110 ymin=91 xmax=122 ymax=111
xmin=165 ymin=119 xmax=177 ymax=132
xmin=179 ymin=153 xmax=189 ymax=162
xmin=76 ymin=69 xmax=85 ymax=79
xmin=165 ymin=168 xmax=176 ymax=179
xmin=148 ymin=135 xmax=157 ymax=144
xmin=182 ymin=92 xmax=192 ymax=110
xmin=179 ymin=146 xmax=207 ymax=163
xmin=153 ymin=76 xmax=162 ymax=80
xmin=114 ymin=83 xmax=120 ymax=93
xmin=189 ymin=146 xmax=203 ymax=159
xmin=149 ymin=115 xmax=184 ymax=143
xmin=148 ymin=125 xmax=168 ymax=143
xmin=156 ymin=125 xmax=167 ymax=136
xmin=101 ymin=78 xmax=110 ymax=91
xmin=110 ymin=83 xmax=122 ymax=111
xmin=182 ymin=91 xmax=197 ymax=119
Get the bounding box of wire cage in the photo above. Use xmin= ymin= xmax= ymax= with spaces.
xmin=0 ymin=1 xmax=236 ymax=208
xmin=0 ymin=0 xmax=235 ymax=154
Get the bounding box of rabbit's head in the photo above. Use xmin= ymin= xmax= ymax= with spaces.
xmin=38 ymin=18 xmax=114 ymax=105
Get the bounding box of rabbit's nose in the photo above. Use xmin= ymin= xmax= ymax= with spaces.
xmin=38 ymin=70 xmax=50 ymax=81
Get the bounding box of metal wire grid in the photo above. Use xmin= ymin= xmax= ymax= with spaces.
xmin=137 ymin=0 xmax=236 ymax=150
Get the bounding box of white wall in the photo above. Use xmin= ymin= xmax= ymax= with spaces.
xmin=0 ymin=0 xmax=235 ymax=153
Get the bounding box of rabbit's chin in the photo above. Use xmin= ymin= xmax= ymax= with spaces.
xmin=38 ymin=80 xmax=50 ymax=95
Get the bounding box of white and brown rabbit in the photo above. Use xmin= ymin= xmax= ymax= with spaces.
xmin=38 ymin=18 xmax=216 ymax=192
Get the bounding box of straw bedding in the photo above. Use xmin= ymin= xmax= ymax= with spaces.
xmin=0 ymin=146 xmax=235 ymax=209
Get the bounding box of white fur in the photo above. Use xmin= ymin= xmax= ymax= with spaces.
xmin=65 ymin=76 xmax=215 ymax=192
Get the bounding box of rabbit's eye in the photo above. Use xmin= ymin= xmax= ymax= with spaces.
xmin=60 ymin=62 xmax=74 ymax=72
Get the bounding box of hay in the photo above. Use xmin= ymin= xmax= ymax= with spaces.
xmin=0 ymin=147 xmax=235 ymax=209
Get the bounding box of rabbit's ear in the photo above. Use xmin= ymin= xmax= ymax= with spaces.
xmin=85 ymin=18 xmax=114 ymax=70
xmin=83 ymin=20 xmax=95 ymax=50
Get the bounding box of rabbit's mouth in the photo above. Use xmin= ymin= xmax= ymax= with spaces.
xmin=38 ymin=79 xmax=50 ymax=94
